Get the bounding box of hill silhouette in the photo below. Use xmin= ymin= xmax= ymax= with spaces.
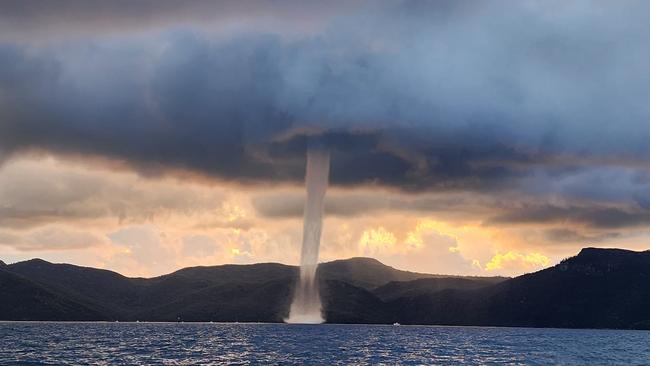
xmin=390 ymin=248 xmax=650 ymax=329
xmin=2 ymin=248 xmax=649 ymax=329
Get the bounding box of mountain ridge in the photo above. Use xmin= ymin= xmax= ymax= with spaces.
xmin=2 ymin=247 xmax=649 ymax=329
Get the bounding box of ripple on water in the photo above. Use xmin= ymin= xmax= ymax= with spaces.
xmin=1 ymin=322 xmax=649 ymax=365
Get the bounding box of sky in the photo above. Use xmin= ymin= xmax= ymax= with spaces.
xmin=1 ymin=0 xmax=649 ymax=277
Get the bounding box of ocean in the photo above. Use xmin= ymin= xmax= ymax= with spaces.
xmin=1 ymin=322 xmax=648 ymax=365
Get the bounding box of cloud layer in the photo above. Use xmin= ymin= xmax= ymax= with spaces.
xmin=1 ymin=1 xmax=650 ymax=275
xmin=1 ymin=1 xmax=649 ymax=192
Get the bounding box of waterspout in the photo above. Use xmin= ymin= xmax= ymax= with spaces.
xmin=286 ymin=148 xmax=330 ymax=324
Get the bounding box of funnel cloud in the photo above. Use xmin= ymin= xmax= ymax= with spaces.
xmin=287 ymin=148 xmax=330 ymax=324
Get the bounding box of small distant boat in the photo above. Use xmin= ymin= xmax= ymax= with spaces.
xmin=393 ymin=322 xmax=401 ymax=326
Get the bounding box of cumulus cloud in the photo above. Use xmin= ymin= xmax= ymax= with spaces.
xmin=0 ymin=226 xmax=106 ymax=251
xmin=0 ymin=0 xmax=362 ymax=42
xmin=107 ymin=225 xmax=177 ymax=274
xmin=182 ymin=234 xmax=221 ymax=258
xmin=252 ymin=190 xmax=487 ymax=219
xmin=341 ymin=220 xmax=480 ymax=275
xmin=0 ymin=157 xmax=226 ymax=229
xmin=542 ymin=228 xmax=621 ymax=244
xmin=484 ymin=251 xmax=550 ymax=274
xmin=489 ymin=205 xmax=650 ymax=229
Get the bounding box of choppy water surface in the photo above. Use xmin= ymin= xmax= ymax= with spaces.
xmin=1 ymin=322 xmax=649 ymax=365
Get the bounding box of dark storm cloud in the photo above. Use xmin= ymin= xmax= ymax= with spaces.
xmin=0 ymin=0 xmax=363 ymax=42
xmin=489 ymin=205 xmax=650 ymax=230
xmin=542 ymin=228 xmax=622 ymax=244
xmin=0 ymin=227 xmax=105 ymax=251
xmin=0 ymin=159 xmax=227 ymax=229
xmin=0 ymin=206 xmax=99 ymax=229
xmin=252 ymin=192 xmax=481 ymax=219
xmin=0 ymin=30 xmax=536 ymax=190
xmin=1 ymin=0 xmax=650 ymax=197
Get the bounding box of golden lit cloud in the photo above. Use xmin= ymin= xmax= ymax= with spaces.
xmin=484 ymin=251 xmax=551 ymax=273
xmin=359 ymin=227 xmax=397 ymax=256
xmin=3 ymin=154 xmax=647 ymax=278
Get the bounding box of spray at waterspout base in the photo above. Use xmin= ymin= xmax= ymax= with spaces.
xmin=286 ymin=264 xmax=323 ymax=324
xmin=286 ymin=148 xmax=330 ymax=324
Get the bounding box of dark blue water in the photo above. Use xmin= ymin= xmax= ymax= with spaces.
xmin=1 ymin=322 xmax=649 ymax=365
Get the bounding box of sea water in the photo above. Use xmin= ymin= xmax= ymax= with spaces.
xmin=1 ymin=322 xmax=649 ymax=365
